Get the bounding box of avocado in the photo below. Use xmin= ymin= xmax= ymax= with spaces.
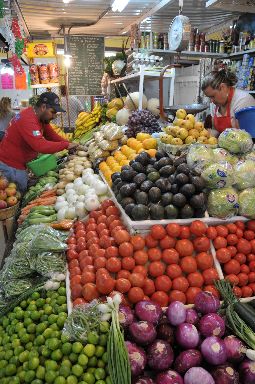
xmin=116 ymin=193 xmax=122 ymax=203
xmin=161 ymin=192 xmax=173 ymax=206
xmin=125 ymin=203 xmax=136 ymax=217
xmin=155 ymin=178 xmax=172 ymax=193
xmin=112 ymin=177 xmax=122 ymax=185
xmin=121 ymin=197 xmax=135 ymax=208
xmin=165 ymin=204 xmax=178 ymax=219
xmin=133 ymin=173 xmax=147 ymax=186
xmin=155 ymin=150 xmax=167 ymax=160
xmin=148 ymin=172 xmax=160 ymax=182
xmin=180 ymin=204 xmax=194 ymax=219
xmin=150 ymin=204 xmax=165 ymax=220
xmin=169 ymin=174 xmax=176 ymax=184
xmin=179 ymin=183 xmax=196 ymax=197
xmin=172 ymin=193 xmax=187 ymax=207
xmin=190 ymin=176 xmax=205 ymax=192
xmin=116 ymin=181 xmax=125 ymax=191
xmin=121 ymin=165 xmax=132 ymax=172
xmin=157 ymin=157 xmax=173 ymax=168
xmin=146 ymin=165 xmax=158 ymax=174
xmin=136 ymin=152 xmax=151 ymax=166
xmin=111 ymin=172 xmax=121 ymax=182
xmin=132 ymin=204 xmax=150 ymax=220
xmin=120 ymin=183 xmax=136 ymax=197
xmin=140 ymin=180 xmax=154 ymax=192
xmin=149 ymin=157 xmax=157 ymax=165
xmin=159 ymin=165 xmax=176 ymax=177
xmin=131 ymin=161 xmax=146 ymax=173
xmin=121 ymin=169 xmax=137 ymax=182
xmin=135 ymin=191 xmax=149 ymax=205
xmin=171 ymin=184 xmax=179 ymax=194
xmin=173 ymin=156 xmax=186 ymax=167
xmin=175 ymin=173 xmax=189 ymax=185
xmin=176 ymin=163 xmax=190 ymax=175
xmin=194 ymin=208 xmax=206 ymax=218
xmin=148 ymin=187 xmax=161 ymax=203
xmin=190 ymin=193 xmax=206 ymax=209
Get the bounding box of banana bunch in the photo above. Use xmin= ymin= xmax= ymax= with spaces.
xmin=51 ymin=124 xmax=73 ymax=141
xmin=74 ymin=105 xmax=102 ymax=139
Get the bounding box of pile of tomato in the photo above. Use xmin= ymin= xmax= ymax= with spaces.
xmin=66 ymin=200 xmax=222 ymax=307
xmin=208 ymin=221 xmax=255 ymax=298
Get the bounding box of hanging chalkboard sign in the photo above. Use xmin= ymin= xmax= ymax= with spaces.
xmin=67 ymin=35 xmax=104 ymax=96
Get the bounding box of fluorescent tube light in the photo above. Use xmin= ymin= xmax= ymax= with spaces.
xmin=111 ymin=0 xmax=129 ymax=12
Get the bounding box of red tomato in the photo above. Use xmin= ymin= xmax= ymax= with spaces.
xmin=94 ymin=257 xmax=107 ymax=270
xmin=133 ymin=265 xmax=147 ymax=277
xmin=143 ymin=278 xmax=155 ymax=296
xmin=89 ymin=210 xmax=103 ymax=220
xmin=196 ymin=252 xmax=213 ymax=271
xmin=251 ymin=240 xmax=255 ymax=253
xmin=151 ymin=291 xmax=169 ymax=307
xmin=106 ymin=257 xmax=121 ymax=273
xmin=233 ymin=286 xmax=242 ymax=298
xmin=206 ymin=227 xmax=217 ymax=240
xmin=130 ymin=235 xmax=145 ymax=250
xmin=162 ymin=249 xmax=179 ymax=265
xmin=216 ymin=248 xmax=231 ymax=264
xmin=105 ymin=206 xmax=120 ymax=217
xmin=115 ymin=278 xmax=131 ymax=293
xmin=99 ymin=229 xmax=110 ymax=238
xmin=224 ymin=259 xmax=241 ymax=275
xmin=166 ymin=264 xmax=182 ymax=279
xmin=82 ymin=283 xmax=99 ymax=301
xmin=67 ymin=250 xmax=78 ymax=261
xmin=150 ymin=225 xmax=166 ymax=240
xmin=129 ymin=273 xmax=145 ymax=288
xmin=249 ymin=261 xmax=255 ymax=272
xmin=247 ymin=220 xmax=255 ymax=231
xmin=216 ymin=225 xmax=228 ymax=237
xmin=69 ymin=259 xmax=79 ymax=268
xmin=193 ymin=237 xmax=210 ymax=252
xmin=76 ymin=242 xmax=87 ymax=253
xmin=101 ymin=199 xmax=115 ymax=210
xmin=94 ymin=248 xmax=106 ymax=258
xmin=109 ymin=220 xmax=123 ymax=232
xmin=166 ymin=223 xmax=181 ymax=238
xmin=236 ymin=229 xmax=244 ymax=238
xmin=155 ymin=275 xmax=172 ymax=292
xmin=122 ymin=257 xmax=135 ymax=271
xmin=237 ymin=273 xmax=249 ymax=287
xmin=111 ymin=226 xmax=125 ymax=238
xmin=68 ymin=244 xmax=77 ymax=251
xmin=86 ymin=238 xmax=99 ymax=248
xmin=187 ymin=272 xmax=204 ymax=288
xmin=105 ymin=246 xmax=119 ymax=259
xmin=234 ymin=253 xmax=246 ymax=265
xmin=248 ymin=283 xmax=255 ymax=293
xmin=145 ymin=234 xmax=158 ymax=248
xmin=128 ymin=287 xmax=144 ymax=304
xmin=148 ymin=261 xmax=166 ymax=277
xmin=97 ymin=223 xmax=107 ymax=233
xmin=67 ymin=236 xmax=76 ymax=244
xmin=180 ymin=256 xmax=197 ymax=274
xmin=227 ymin=246 xmax=237 ymax=257
xmin=159 ymin=236 xmax=176 ymax=250
xmin=214 ymin=236 xmax=227 ymax=249
xmin=134 ymin=250 xmax=148 ymax=265
xmin=202 ymin=268 xmax=219 ymax=285
xmin=86 ymin=223 xmax=97 ymax=232
xmin=71 ymin=284 xmax=83 ymax=300
xmin=73 ymin=298 xmax=86 ymax=306
xmin=225 ymin=274 xmax=239 ymax=285
xmin=88 ymin=244 xmax=100 ymax=256
xmin=86 ymin=231 xmax=98 ymax=241
xmin=240 ymin=264 xmax=250 ymax=274
xmin=241 ymin=286 xmax=253 ymax=298
xmin=81 ymin=272 xmax=96 ymax=284
xmin=78 ymin=250 xmax=89 ymax=260
xmin=117 ymin=270 xmax=131 ymax=280
xmin=247 ymin=253 xmax=255 ymax=262
xmin=148 ymin=248 xmax=162 ymax=261
xmin=186 ymin=287 xmax=202 ymax=304
xmin=99 ymin=236 xmax=114 ymax=249
xmin=235 ymin=221 xmax=245 ymax=230
xmin=237 ymin=238 xmax=252 ymax=255
xmin=248 ymin=272 xmax=255 ymax=283
xmin=227 ymin=234 xmax=238 ymax=245
xmin=244 ymin=230 xmax=255 ymax=241
xmin=169 ymin=290 xmax=186 ymax=304
xmin=175 ymin=239 xmax=194 ymax=257
xmin=114 ymin=230 xmax=130 ymax=245
xmin=204 ymin=285 xmax=220 ymax=298
xmin=172 ymin=276 xmax=189 ymax=292
xmin=76 ymin=230 xmax=87 ymax=238
xmin=226 ymin=223 xmax=237 ymax=233
xmin=79 ymin=255 xmax=93 ymax=265
xmin=190 ymin=220 xmax=207 ymax=236
xmin=70 ymin=275 xmax=81 ymax=285
xmin=96 ymin=274 xmax=115 ymax=295
xmin=119 ymin=242 xmax=134 ymax=258
xmin=97 ymin=215 xmax=108 ymax=225
xmin=179 ymin=226 xmax=191 ymax=239
xmin=76 ymin=237 xmax=86 ymax=245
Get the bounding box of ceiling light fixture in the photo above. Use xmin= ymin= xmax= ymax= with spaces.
xmin=111 ymin=0 xmax=129 ymax=12
xmin=63 ymin=0 xmax=70 ymax=3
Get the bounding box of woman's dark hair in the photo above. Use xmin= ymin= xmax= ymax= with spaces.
xmin=202 ymin=70 xmax=237 ymax=91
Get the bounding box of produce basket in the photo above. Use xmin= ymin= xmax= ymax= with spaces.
xmin=0 ymin=203 xmax=19 ymax=221
xmin=27 ymin=154 xmax=57 ymax=177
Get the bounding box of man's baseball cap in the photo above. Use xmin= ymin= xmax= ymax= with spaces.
xmin=38 ymin=92 xmax=65 ymax=112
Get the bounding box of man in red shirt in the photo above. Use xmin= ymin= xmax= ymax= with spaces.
xmin=0 ymin=92 xmax=77 ymax=192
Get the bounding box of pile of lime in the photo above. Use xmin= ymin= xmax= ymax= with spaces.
xmin=0 ymin=283 xmax=111 ymax=384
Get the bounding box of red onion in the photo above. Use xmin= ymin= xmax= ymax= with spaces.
xmin=184 ymin=367 xmax=215 ymax=384
xmin=147 ymin=339 xmax=174 ymax=371
xmin=194 ymin=291 xmax=220 ymax=314
xmin=125 ymin=341 xmax=147 ymax=377
xmin=133 ymin=377 xmax=155 ymax=384
xmin=156 ymin=370 xmax=184 ymax=384
xmin=201 ymin=336 xmax=227 ymax=365
xmin=157 ymin=323 xmax=175 ymax=345
xmin=174 ymin=349 xmax=202 ymax=374
xmin=119 ymin=304 xmax=134 ymax=328
xmin=224 ymin=335 xmax=245 ymax=363
xmin=175 ymin=323 xmax=200 ymax=349
xmin=167 ymin=301 xmax=187 ymax=326
xmin=211 ymin=364 xmax=239 ymax=384
xmin=185 ymin=308 xmax=199 ymax=325
xmin=135 ymin=300 xmax=162 ymax=325
xmin=199 ymin=313 xmax=225 ymax=337
xmin=129 ymin=321 xmax=157 ymax=346
xmin=239 ymin=359 xmax=255 ymax=384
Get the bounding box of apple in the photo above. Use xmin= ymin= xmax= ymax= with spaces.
xmin=189 ymin=129 xmax=200 ymax=139
xmin=173 ymin=119 xmax=184 ymax=127
xmin=172 ymin=138 xmax=183 ymax=145
xmin=16 ymin=191 xmax=22 ymax=200
xmin=200 ymin=129 xmax=210 ymax=138
xmin=8 ymin=182 xmax=17 ymax=189
xmin=0 ymin=200 xmax=7 ymax=209
xmin=197 ymin=136 xmax=208 ymax=143
xmin=0 ymin=177 xmax=8 ymax=190
xmin=194 ymin=121 xmax=204 ymax=131
xmin=185 ymin=136 xmax=197 ymax=144
xmin=5 ymin=187 xmax=16 ymax=197
xmin=177 ymin=128 xmax=189 ymax=140
xmin=186 ymin=114 xmax=196 ymax=125
xmin=6 ymin=196 xmax=18 ymax=207
xmin=0 ymin=190 xmax=7 ymax=200
xmin=176 ymin=109 xmax=187 ymax=119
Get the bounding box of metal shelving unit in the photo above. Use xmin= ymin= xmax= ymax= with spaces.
xmin=30 ymin=83 xmax=60 ymax=89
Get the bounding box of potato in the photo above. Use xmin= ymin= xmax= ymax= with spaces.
xmin=66 ymin=173 xmax=75 ymax=181
xmin=78 ymin=151 xmax=87 ymax=157
xmin=56 ymin=189 xmax=65 ymax=196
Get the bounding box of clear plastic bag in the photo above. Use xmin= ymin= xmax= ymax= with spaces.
xmin=187 ymin=144 xmax=214 ymax=173
xmin=212 ymin=148 xmax=238 ymax=165
xmin=3 ymin=278 xmax=34 ymax=298
xmin=207 ymin=187 xmax=239 ymax=219
xmin=218 ymin=128 xmax=253 ymax=154
xmin=103 ymin=124 xmax=124 ymax=141
xmin=201 ymin=161 xmax=234 ymax=189
xmin=234 ymin=160 xmax=255 ymax=190
xmin=239 ymin=188 xmax=255 ymax=219
xmin=99 ymin=140 xmax=118 ymax=151
xmin=34 ymin=252 xmax=66 ymax=277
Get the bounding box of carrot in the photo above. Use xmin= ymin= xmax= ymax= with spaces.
xmin=40 ymin=189 xmax=56 ymax=197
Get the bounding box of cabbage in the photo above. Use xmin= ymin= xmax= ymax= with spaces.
xmin=212 ymin=148 xmax=238 ymax=165
xmin=218 ymin=128 xmax=253 ymax=154
xmin=187 ymin=145 xmax=214 ymax=173
xmin=238 ymin=188 xmax=255 ymax=218
xmin=245 ymin=148 xmax=255 ymax=161
xmin=201 ymin=161 xmax=234 ymax=189
xmin=234 ymin=160 xmax=255 ymax=190
xmin=207 ymin=187 xmax=239 ymax=219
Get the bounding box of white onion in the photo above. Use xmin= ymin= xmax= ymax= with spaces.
xmin=57 ymin=207 xmax=67 ymax=221
xmin=84 ymin=196 xmax=100 ymax=211
xmin=56 ymin=196 xmax=66 ymax=202
xmin=66 ymin=194 xmax=78 ymax=204
xmin=82 ymin=168 xmax=94 ymax=176
xmin=77 ymin=184 xmax=90 ymax=195
xmin=65 ymin=183 xmax=74 ymax=191
xmin=73 ymin=177 xmax=83 ymax=187
xmin=55 ymin=201 xmax=68 ymax=211
xmin=77 ymin=195 xmax=86 ymax=202
xmin=93 ymin=181 xmax=108 ymax=195
xmin=65 ymin=207 xmax=76 ymax=219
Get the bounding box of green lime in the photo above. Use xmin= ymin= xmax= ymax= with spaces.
xmin=87 ymin=332 xmax=99 ymax=345
xmin=61 ymin=359 xmax=72 ymax=368
xmin=20 ymin=333 xmax=30 ymax=344
xmin=31 ymin=380 xmax=43 ymax=384
xmin=71 ymin=364 xmax=83 ymax=377
xmin=27 ymin=304 xmax=37 ymax=312
xmin=84 ymin=344 xmax=96 ymax=358
xmin=29 ymin=350 xmax=39 ymax=359
xmin=82 ymin=372 xmax=95 ymax=384
xmin=27 ymin=323 xmax=36 ymax=334
xmin=72 ymin=342 xmax=83 ymax=354
xmin=25 ymin=341 xmax=33 ymax=351
xmin=99 ymin=322 xmax=110 ymax=333
xmin=54 ymin=377 xmax=66 ymax=384
xmin=78 ymin=354 xmax=88 ymax=366
xmin=12 ymin=338 xmax=21 ymax=347
xmin=45 ymin=360 xmax=58 ymax=371
xmin=5 ymin=349 xmax=13 ymax=360
xmin=14 ymin=346 xmax=24 ymax=356
xmin=46 ymin=338 xmax=60 ymax=351
xmin=10 ymin=377 xmax=20 ymax=384
xmin=36 ymin=298 xmax=45 ymax=308
xmin=44 ymin=305 xmax=53 ymax=315
xmin=51 ymin=349 xmax=63 ymax=361
xmin=19 ymin=350 xmax=29 ymax=363
xmin=48 ymin=314 xmax=58 ymax=325
xmin=28 ymin=357 xmax=40 ymax=370
xmin=36 ymin=323 xmax=47 ymax=335
xmin=10 ymin=356 xmax=18 ymax=365
xmin=15 ymin=310 xmax=24 ymax=320
xmin=36 ymin=366 xmax=45 ymax=380
xmin=49 ymin=324 xmax=59 ymax=331
xmin=35 ymin=335 xmax=45 ymax=346
xmin=105 ymin=377 xmax=112 ymax=384
xmin=61 ymin=333 xmax=70 ymax=344
xmin=59 ymin=364 xmax=71 ymax=378
xmin=24 ymin=318 xmax=33 ymax=327
xmin=40 ymin=314 xmax=48 ymax=322
xmin=51 ymin=331 xmax=61 ymax=339
xmin=5 ymin=363 xmax=16 ymax=376
xmin=62 ymin=342 xmax=72 ymax=355
xmin=24 ymin=370 xmax=36 ymax=382
xmin=43 ymin=328 xmax=53 ymax=339
xmin=45 ymin=370 xmax=58 ymax=383
xmin=0 ymin=359 xmax=7 ymax=369
xmin=97 ymin=360 xmax=105 ymax=368
xmin=69 ymin=353 xmax=78 ymax=363
xmin=95 ymin=346 xmax=105 ymax=358
xmin=66 ymin=375 xmax=78 ymax=384
xmin=18 ymin=370 xmax=26 ymax=382
xmin=57 ymin=316 xmax=66 ymax=329
xmin=20 ymin=300 xmax=27 ymax=309
xmin=31 ymin=312 xmax=41 ymax=321
xmin=102 ymin=352 xmax=108 ymax=364
xmin=41 ymin=346 xmax=51 ymax=358
xmin=98 ymin=335 xmax=107 ymax=347
xmin=58 ymin=287 xmax=66 ymax=296
xmin=88 ymin=356 xmax=97 ymax=367
xmin=95 ymin=368 xmax=106 ymax=380
xmin=32 ymin=292 xmax=40 ymax=300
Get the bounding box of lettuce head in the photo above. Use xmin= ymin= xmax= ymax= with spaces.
xmin=218 ymin=128 xmax=253 ymax=154
xmin=187 ymin=144 xmax=214 ymax=173
xmin=201 ymin=161 xmax=234 ymax=189
xmin=207 ymin=187 xmax=239 ymax=219
xmin=239 ymin=188 xmax=255 ymax=218
xmin=234 ymin=160 xmax=255 ymax=190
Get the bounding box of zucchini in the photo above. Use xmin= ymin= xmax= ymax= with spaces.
xmin=234 ymin=302 xmax=255 ymax=332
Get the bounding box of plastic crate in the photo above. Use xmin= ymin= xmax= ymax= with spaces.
xmin=27 ymin=154 xmax=57 ymax=177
